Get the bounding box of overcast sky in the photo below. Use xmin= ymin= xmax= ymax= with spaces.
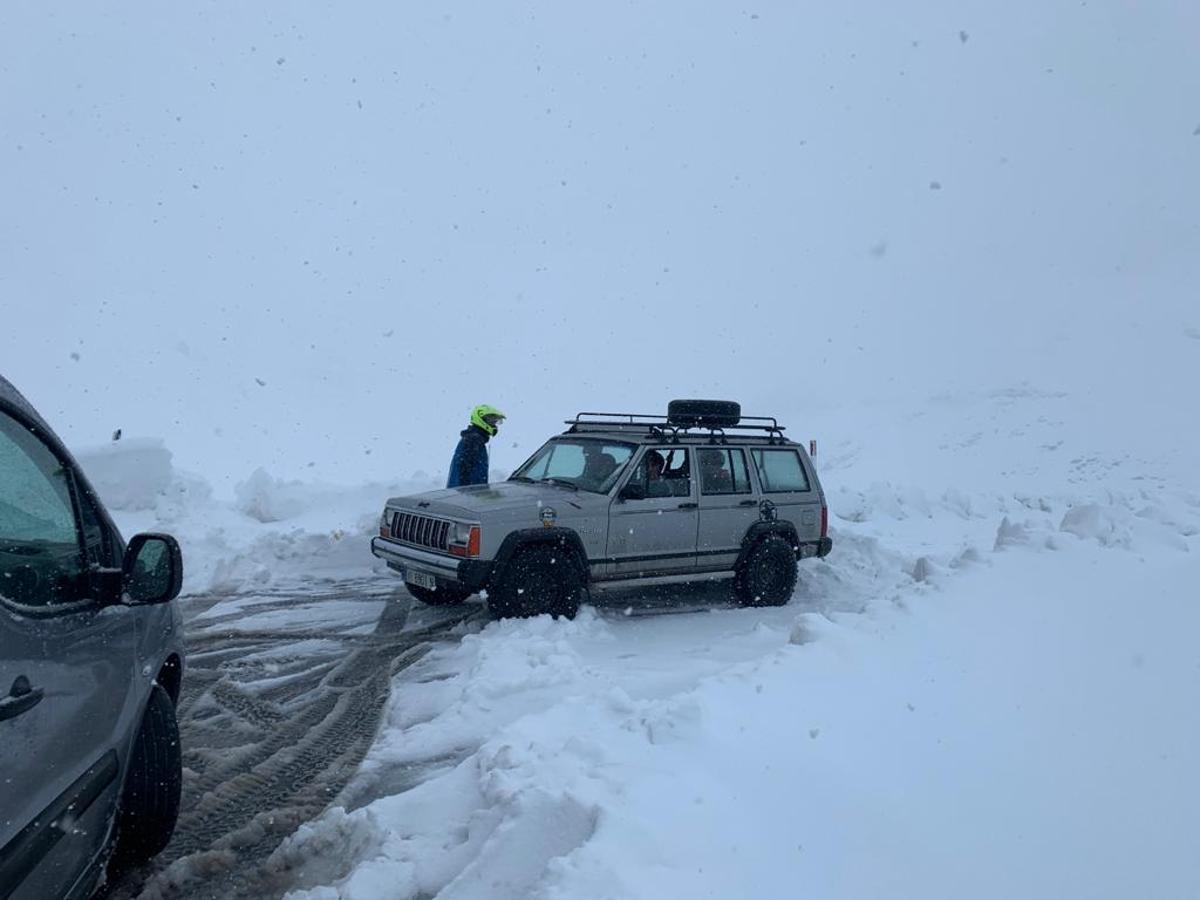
xmin=3 ymin=1 xmax=1197 ymax=489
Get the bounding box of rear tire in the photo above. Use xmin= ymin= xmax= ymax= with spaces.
xmin=109 ymin=684 xmax=182 ymax=871
xmin=488 ymin=546 xmax=581 ymax=619
xmin=406 ymin=583 xmax=471 ymax=606
xmin=734 ymin=535 xmax=797 ymax=607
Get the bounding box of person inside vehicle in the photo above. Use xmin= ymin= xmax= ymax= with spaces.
xmin=584 ymin=451 xmax=619 ymax=490
xmin=644 ymin=449 xmax=670 ymax=497
xmin=447 ymin=404 xmax=505 ymax=488
xmin=699 ymin=448 xmax=733 ymax=493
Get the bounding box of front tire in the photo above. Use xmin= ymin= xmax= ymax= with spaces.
xmin=734 ymin=535 xmax=798 ymax=607
xmin=488 ymin=546 xmax=581 ymax=619
xmin=109 ymin=684 xmax=182 ymax=871
xmin=406 ymin=583 xmax=471 ymax=606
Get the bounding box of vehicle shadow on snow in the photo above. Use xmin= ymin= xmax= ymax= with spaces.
xmin=471 ymin=567 xmax=834 ymax=622
xmin=585 ymin=579 xmax=744 ymax=618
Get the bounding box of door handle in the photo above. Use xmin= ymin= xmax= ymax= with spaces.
xmin=678 ymin=502 xmax=698 ymax=510
xmin=0 ymin=676 xmax=44 ymax=722
xmin=738 ymin=499 xmax=758 ymax=507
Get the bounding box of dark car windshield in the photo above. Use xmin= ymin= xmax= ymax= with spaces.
xmin=510 ymin=439 xmax=636 ymax=494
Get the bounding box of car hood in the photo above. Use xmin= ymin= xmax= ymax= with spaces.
xmin=385 ymin=480 xmax=601 ymax=519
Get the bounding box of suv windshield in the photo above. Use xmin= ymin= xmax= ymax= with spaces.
xmin=511 ymin=439 xmax=635 ymax=494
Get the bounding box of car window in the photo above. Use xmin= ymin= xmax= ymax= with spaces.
xmin=0 ymin=410 xmax=87 ymax=606
xmin=699 ymin=447 xmax=752 ymax=495
xmin=628 ymin=447 xmax=691 ymax=499
xmin=750 ymin=448 xmax=812 ymax=493
xmin=514 ymin=439 xmax=634 ymax=494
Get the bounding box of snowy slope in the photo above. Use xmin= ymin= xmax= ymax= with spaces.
xmin=229 ymin=391 xmax=1198 ymax=900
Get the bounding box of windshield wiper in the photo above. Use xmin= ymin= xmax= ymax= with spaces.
xmin=508 ymin=475 xmax=536 ymax=483
xmin=540 ymin=477 xmax=579 ymax=491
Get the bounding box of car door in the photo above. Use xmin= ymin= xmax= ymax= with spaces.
xmin=696 ymin=446 xmax=760 ymax=571
xmin=607 ymin=447 xmax=698 ymax=577
xmin=0 ymin=407 xmax=135 ymax=900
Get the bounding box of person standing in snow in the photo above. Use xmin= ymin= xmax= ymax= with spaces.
xmin=447 ymin=404 xmax=505 ymax=488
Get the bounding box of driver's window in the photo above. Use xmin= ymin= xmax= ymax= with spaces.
xmin=629 ymin=447 xmax=691 ymax=498
xmin=0 ymin=411 xmax=86 ymax=606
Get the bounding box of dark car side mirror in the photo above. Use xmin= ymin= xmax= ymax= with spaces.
xmin=618 ymin=482 xmax=646 ymax=502
xmin=123 ymin=533 xmax=183 ymax=604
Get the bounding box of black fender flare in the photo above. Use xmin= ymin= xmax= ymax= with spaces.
xmin=735 ymin=521 xmax=801 ymax=570
xmin=491 ymin=528 xmax=590 ymax=587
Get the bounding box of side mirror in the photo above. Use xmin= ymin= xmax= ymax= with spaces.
xmin=123 ymin=533 xmax=183 ymax=604
xmin=618 ymin=482 xmax=646 ymax=502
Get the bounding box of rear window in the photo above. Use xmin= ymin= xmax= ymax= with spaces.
xmin=750 ymin=448 xmax=811 ymax=493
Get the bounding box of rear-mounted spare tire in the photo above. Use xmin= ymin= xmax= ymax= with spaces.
xmin=667 ymin=399 xmax=741 ymax=428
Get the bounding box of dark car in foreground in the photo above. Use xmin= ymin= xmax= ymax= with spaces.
xmin=0 ymin=375 xmax=185 ymax=899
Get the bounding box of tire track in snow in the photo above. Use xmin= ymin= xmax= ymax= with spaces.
xmin=98 ymin=580 xmax=485 ymax=900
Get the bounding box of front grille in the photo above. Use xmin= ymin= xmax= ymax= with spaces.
xmin=390 ymin=511 xmax=450 ymax=552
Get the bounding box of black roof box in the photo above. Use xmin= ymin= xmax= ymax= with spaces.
xmin=667 ymin=399 xmax=741 ymax=428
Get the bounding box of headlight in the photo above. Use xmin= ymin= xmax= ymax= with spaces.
xmin=449 ymin=523 xmax=481 ymax=557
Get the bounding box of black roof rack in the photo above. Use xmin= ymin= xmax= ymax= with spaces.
xmin=563 ymin=411 xmax=788 ymax=444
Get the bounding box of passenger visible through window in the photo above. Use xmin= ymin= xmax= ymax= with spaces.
xmin=629 ymin=447 xmax=691 ymax=498
xmin=751 ymin=448 xmax=811 ymax=493
xmin=698 ymin=447 xmax=752 ymax=495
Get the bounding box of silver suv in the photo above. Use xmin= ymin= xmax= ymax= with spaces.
xmin=371 ymin=400 xmax=831 ymax=618
xmin=0 ymin=375 xmax=185 ymax=898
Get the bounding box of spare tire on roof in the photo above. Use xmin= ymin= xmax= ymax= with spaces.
xmin=667 ymin=399 xmax=741 ymax=428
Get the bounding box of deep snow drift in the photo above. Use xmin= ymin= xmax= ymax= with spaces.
xmin=75 ymin=437 xmax=446 ymax=594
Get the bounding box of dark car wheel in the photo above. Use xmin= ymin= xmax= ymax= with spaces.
xmin=108 ymin=684 xmax=182 ymax=872
xmin=734 ymin=535 xmax=798 ymax=607
xmin=488 ymin=546 xmax=581 ymax=619
xmin=406 ymin=583 xmax=471 ymax=606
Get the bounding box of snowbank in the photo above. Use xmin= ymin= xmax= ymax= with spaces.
xmin=74 ymin=437 xmax=441 ymax=595
xmin=75 ymin=438 xmax=178 ymax=511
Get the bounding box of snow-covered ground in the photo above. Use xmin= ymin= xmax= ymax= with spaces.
xmin=74 ymin=437 xmax=439 ymax=595
xmin=254 ymin=391 xmax=1199 ymax=900
xmin=78 ymin=384 xmax=1200 ymax=899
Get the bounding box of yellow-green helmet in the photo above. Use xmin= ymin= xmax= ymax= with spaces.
xmin=471 ymin=404 xmax=506 ymax=436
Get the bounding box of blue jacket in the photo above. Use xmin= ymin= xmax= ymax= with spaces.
xmin=447 ymin=425 xmax=490 ymax=487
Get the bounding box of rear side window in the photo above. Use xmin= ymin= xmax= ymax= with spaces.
xmin=698 ymin=447 xmax=752 ymax=495
xmin=751 ymin=448 xmax=811 ymax=493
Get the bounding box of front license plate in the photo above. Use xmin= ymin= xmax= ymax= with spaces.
xmin=406 ymin=570 xmax=437 ymax=591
